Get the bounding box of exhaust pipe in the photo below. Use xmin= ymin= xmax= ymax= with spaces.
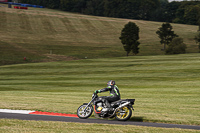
xmin=109 ymin=102 xmax=130 ymax=118
xmin=117 ymin=102 xmax=130 ymax=110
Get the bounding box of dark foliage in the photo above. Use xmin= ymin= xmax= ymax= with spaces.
xmin=119 ymin=22 xmax=140 ymax=56
xmin=156 ymin=22 xmax=178 ymax=50
xmin=165 ymin=37 xmax=186 ymax=54
xmin=19 ymin=0 xmax=200 ymax=25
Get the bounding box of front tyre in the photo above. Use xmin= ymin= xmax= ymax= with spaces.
xmin=115 ymin=106 xmax=132 ymax=121
xmin=77 ymin=105 xmax=93 ymax=119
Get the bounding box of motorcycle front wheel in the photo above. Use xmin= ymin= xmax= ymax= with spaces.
xmin=77 ymin=105 xmax=93 ymax=119
xmin=115 ymin=106 xmax=132 ymax=121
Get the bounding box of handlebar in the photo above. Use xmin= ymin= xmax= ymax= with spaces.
xmin=92 ymin=92 xmax=98 ymax=98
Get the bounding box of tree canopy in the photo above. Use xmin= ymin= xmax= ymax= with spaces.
xmin=119 ymin=22 xmax=140 ymax=56
xmin=194 ymin=31 xmax=200 ymax=52
xmin=165 ymin=37 xmax=186 ymax=54
xmin=19 ymin=0 xmax=200 ymax=25
xmin=156 ymin=23 xmax=178 ymax=50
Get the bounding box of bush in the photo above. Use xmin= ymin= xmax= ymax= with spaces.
xmin=165 ymin=37 xmax=187 ymax=54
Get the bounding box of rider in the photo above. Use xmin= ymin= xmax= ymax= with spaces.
xmin=95 ymin=80 xmax=120 ymax=111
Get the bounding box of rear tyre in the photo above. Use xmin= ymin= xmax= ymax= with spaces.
xmin=115 ymin=106 xmax=132 ymax=121
xmin=77 ymin=105 xmax=93 ymax=119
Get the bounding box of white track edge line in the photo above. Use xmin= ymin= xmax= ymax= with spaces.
xmin=0 ymin=109 xmax=35 ymax=114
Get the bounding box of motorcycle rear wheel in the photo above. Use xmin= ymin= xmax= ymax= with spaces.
xmin=77 ymin=105 xmax=93 ymax=119
xmin=115 ymin=106 xmax=132 ymax=121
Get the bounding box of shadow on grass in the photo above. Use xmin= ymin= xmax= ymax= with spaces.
xmin=89 ymin=114 xmax=145 ymax=122
xmin=129 ymin=116 xmax=145 ymax=122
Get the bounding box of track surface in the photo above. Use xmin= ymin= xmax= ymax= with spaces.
xmin=0 ymin=112 xmax=200 ymax=130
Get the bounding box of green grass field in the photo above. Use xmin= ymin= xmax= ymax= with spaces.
xmin=0 ymin=54 xmax=200 ymax=126
xmin=0 ymin=119 xmax=198 ymax=133
xmin=0 ymin=4 xmax=200 ymax=132
xmin=0 ymin=4 xmax=199 ymax=65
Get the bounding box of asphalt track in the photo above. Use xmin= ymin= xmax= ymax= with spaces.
xmin=0 ymin=112 xmax=200 ymax=130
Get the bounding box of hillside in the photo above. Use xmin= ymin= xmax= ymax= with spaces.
xmin=0 ymin=4 xmax=198 ymax=65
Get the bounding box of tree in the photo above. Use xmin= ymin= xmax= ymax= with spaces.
xmin=194 ymin=16 xmax=200 ymax=52
xmin=47 ymin=0 xmax=60 ymax=9
xmin=156 ymin=22 xmax=178 ymax=50
xmin=83 ymin=0 xmax=104 ymax=16
xmin=164 ymin=1 xmax=181 ymax=23
xmin=119 ymin=22 xmax=140 ymax=56
xmin=194 ymin=31 xmax=200 ymax=53
xmin=138 ymin=0 xmax=160 ymax=20
xmin=184 ymin=5 xmax=200 ymax=25
xmin=198 ymin=15 xmax=200 ymax=31
xmin=165 ymin=37 xmax=186 ymax=54
xmin=173 ymin=1 xmax=200 ymax=25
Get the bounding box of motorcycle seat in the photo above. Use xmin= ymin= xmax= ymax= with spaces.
xmin=111 ymin=99 xmax=126 ymax=106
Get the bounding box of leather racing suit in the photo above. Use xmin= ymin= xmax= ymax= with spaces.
xmin=97 ymin=84 xmax=120 ymax=107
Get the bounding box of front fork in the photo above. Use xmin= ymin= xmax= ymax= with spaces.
xmin=130 ymin=105 xmax=134 ymax=111
xmin=83 ymin=97 xmax=95 ymax=113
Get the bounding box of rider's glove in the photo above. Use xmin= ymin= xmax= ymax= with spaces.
xmin=95 ymin=90 xmax=99 ymax=94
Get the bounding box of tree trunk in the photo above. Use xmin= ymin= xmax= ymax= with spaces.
xmin=161 ymin=44 xmax=165 ymax=51
xmin=163 ymin=44 xmax=166 ymax=50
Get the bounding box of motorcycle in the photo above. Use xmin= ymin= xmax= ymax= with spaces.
xmin=77 ymin=93 xmax=135 ymax=121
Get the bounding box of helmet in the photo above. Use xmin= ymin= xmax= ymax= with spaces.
xmin=107 ymin=80 xmax=115 ymax=86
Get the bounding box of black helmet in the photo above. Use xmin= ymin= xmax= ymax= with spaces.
xmin=107 ymin=80 xmax=115 ymax=86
